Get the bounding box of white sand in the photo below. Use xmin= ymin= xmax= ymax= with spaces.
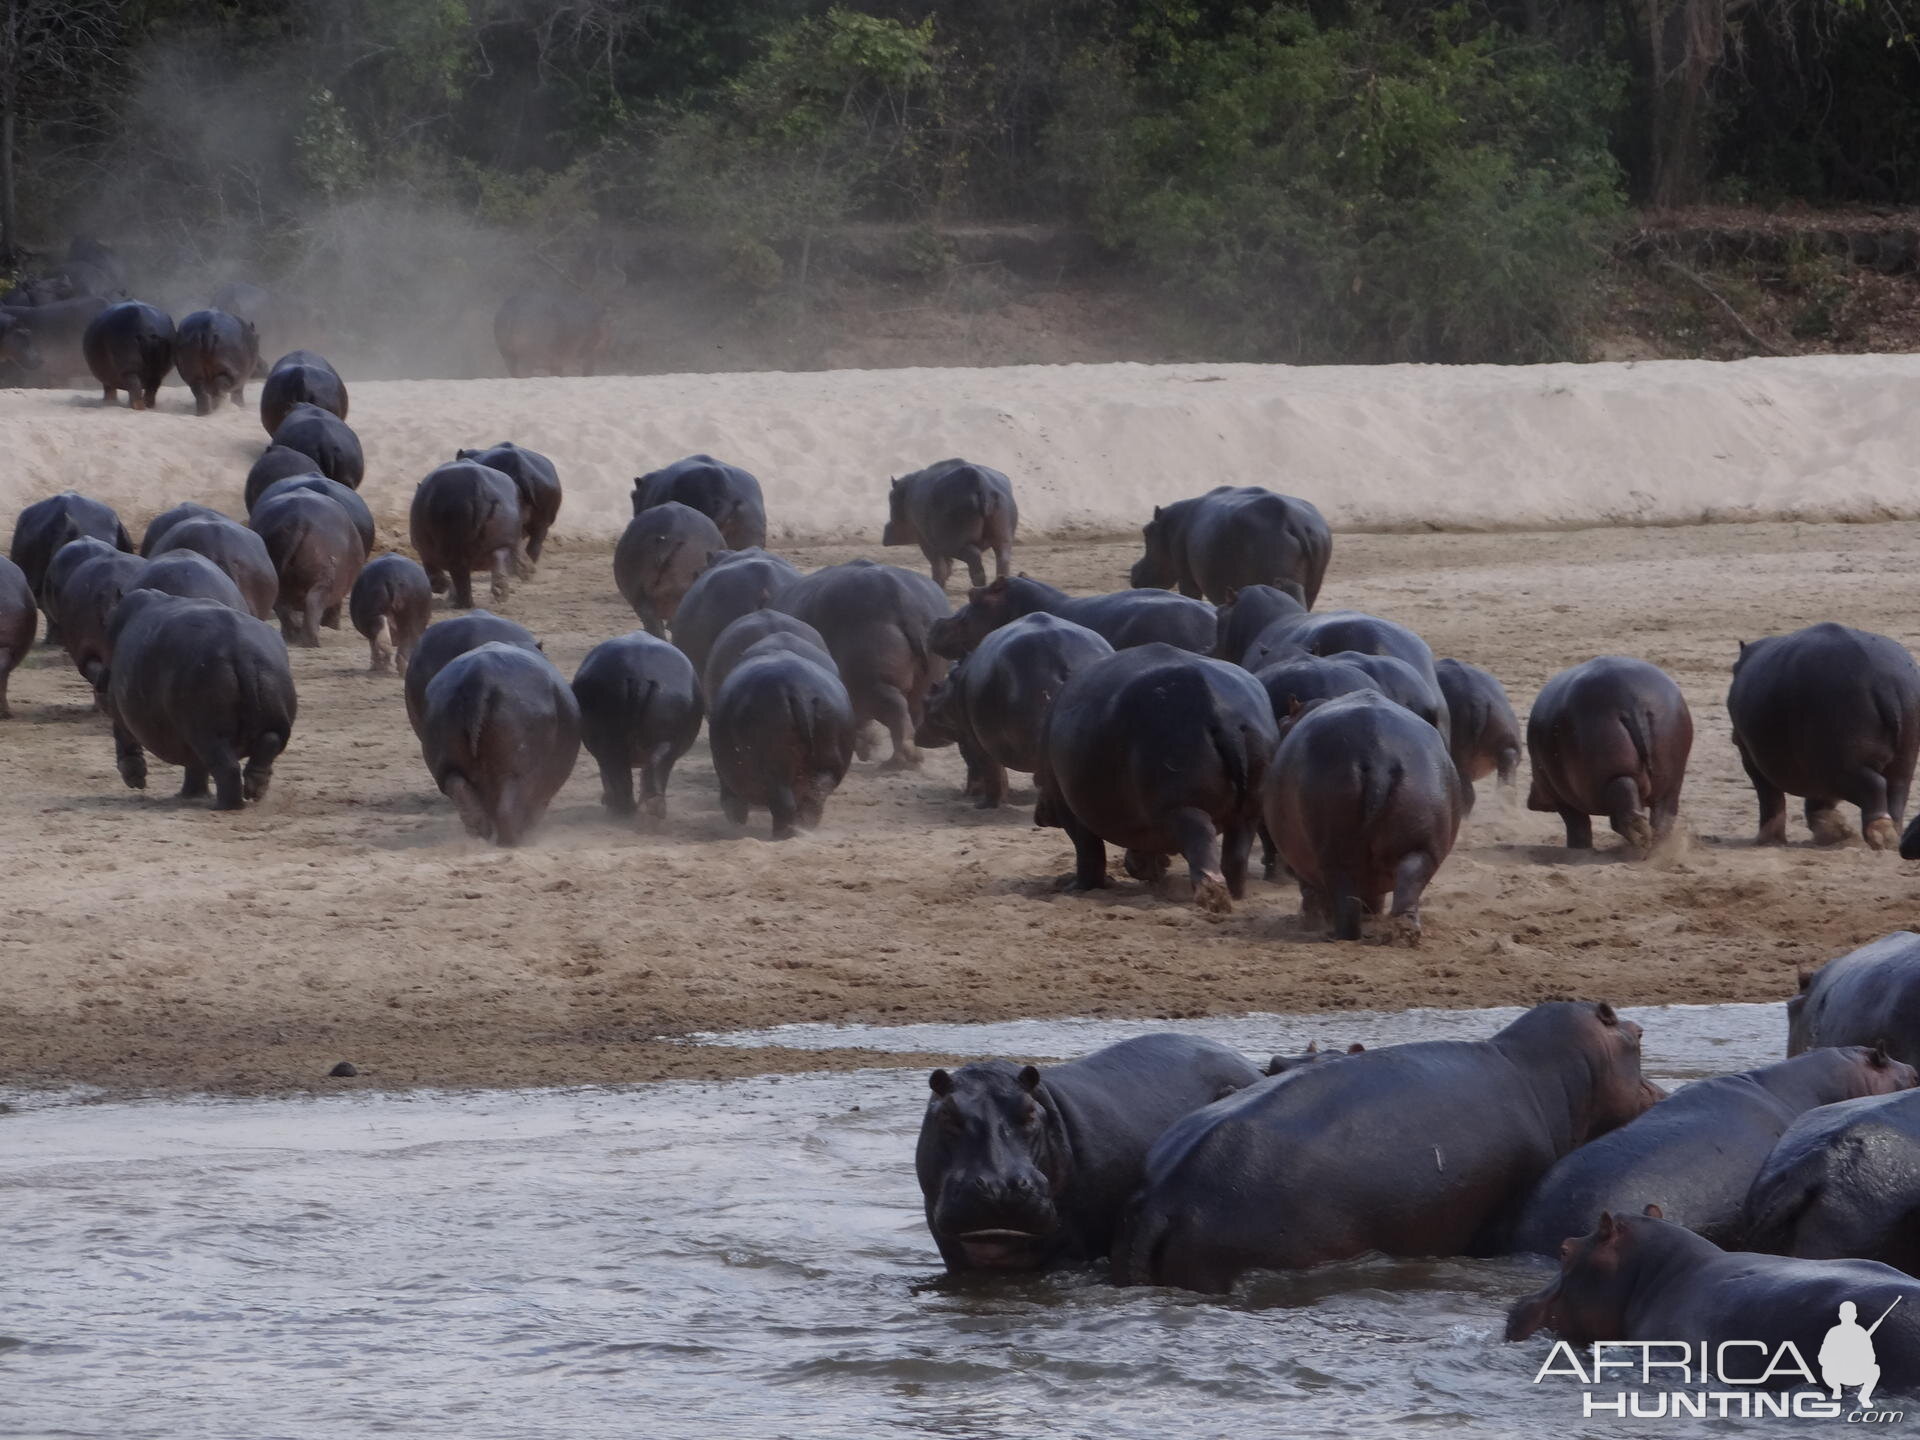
xmin=4 ymin=354 xmax=1918 ymax=542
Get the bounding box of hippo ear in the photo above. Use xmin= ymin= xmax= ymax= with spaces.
xmin=1595 ymin=1211 xmax=1619 ymax=1241
xmin=1595 ymin=1001 xmax=1618 ymax=1027
xmin=1872 ymin=1042 xmax=1894 ymax=1067
xmin=1796 ymin=969 xmax=1815 ymax=993
xmin=1305 ymin=1040 xmax=1319 ymax=1055
xmin=1346 ymin=1042 xmax=1365 ymax=1054
xmin=1151 ymin=506 xmax=1163 ymax=521
xmin=928 ymin=1068 xmax=954 ymax=1096
xmin=1017 ymin=1064 xmax=1041 ymax=1092
xmin=1222 ymin=585 xmax=1241 ymax=604
xmin=1286 ymin=697 xmax=1303 ymax=718
xmin=1642 ymin=1203 xmax=1664 ymax=1220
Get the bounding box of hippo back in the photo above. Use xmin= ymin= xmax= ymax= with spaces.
xmin=1789 ymin=932 xmax=1920 ymax=1065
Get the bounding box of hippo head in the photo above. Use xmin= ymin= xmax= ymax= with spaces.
xmin=929 ymin=578 xmax=1019 ymax=660
xmin=0 ymin=318 xmax=41 ymax=373
xmin=1500 ymin=1001 xmax=1662 ymax=1141
xmin=1129 ymin=507 xmax=1177 ymax=590
xmin=916 ymin=1061 xmax=1071 ymax=1271
xmin=1263 ymin=1041 xmax=1363 ymax=1078
xmin=1841 ymin=1044 xmax=1917 ymax=1096
xmin=914 ymin=672 xmax=962 ymax=749
xmin=1506 ymin=1206 xmax=1673 ymax=1344
xmin=881 ymin=478 xmax=916 ymax=547
xmin=628 ymin=479 xmax=647 ymax=518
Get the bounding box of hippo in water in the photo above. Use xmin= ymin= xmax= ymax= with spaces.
xmin=1526 ymin=656 xmax=1693 ymax=854
xmin=419 ymin=643 xmax=580 ymax=847
xmin=0 ymin=556 xmax=34 ymax=716
xmin=103 ymin=592 xmax=296 ymax=809
xmin=244 ymin=444 xmax=329 ymax=510
xmin=630 ymin=455 xmax=768 ymax=551
xmin=348 ymin=554 xmax=433 ymax=675
xmin=172 ymin=309 xmax=259 ymax=414
xmin=146 ymin=516 xmax=277 ymax=622
xmin=409 ymin=460 xmax=523 ymax=609
xmin=1787 ymin=932 xmax=1920 ymax=1067
xmin=271 ymin=402 xmax=365 ymax=490
xmin=928 ymin=575 xmax=1215 ymax=659
xmin=671 ymin=548 xmax=805 ymax=687
xmin=250 ymin=489 xmax=367 ymax=646
xmin=917 ymin=1033 xmax=1260 ymax=1274
xmin=709 ymin=648 xmax=857 ymax=839
xmin=1130 ymin=487 xmax=1332 ymax=607
xmin=1263 ymin=690 xmax=1466 ymax=940
xmin=259 ymin=350 xmax=347 ymax=435
xmin=457 ymin=442 xmax=561 ymax=572
xmin=1728 ymin=623 xmax=1920 ymax=849
xmin=572 ymin=632 xmax=705 ymax=819
xmin=404 ymin=611 xmax=543 ymax=736
xmin=82 ymin=300 xmax=174 ymax=410
xmin=9 ymin=491 xmax=134 ymax=634
xmin=1506 ymin=1209 xmax=1920 ymax=1397
xmin=1213 ymin=583 xmax=1308 ymax=665
xmin=702 ymin=611 xmax=832 ymax=697
xmin=494 ymin=290 xmax=608 ymax=377
xmin=1113 ymin=1001 xmax=1658 ymax=1291
xmin=882 ymin=459 xmax=1018 ymax=589
xmin=1435 ymin=657 xmax=1521 ymax=787
xmin=1509 ymin=1047 xmax=1912 ymax=1256
xmin=1746 ymin=1089 xmax=1920 ymax=1274
xmin=249 ymin=475 xmax=375 ymax=557
xmin=1035 ymin=644 xmax=1277 ymax=912
xmin=139 ymin=503 xmax=228 ymax=558
xmin=1263 ymin=1040 xmax=1365 ymax=1077
xmin=613 ymin=502 xmax=727 ymax=638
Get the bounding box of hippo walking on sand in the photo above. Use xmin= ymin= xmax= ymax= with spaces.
xmin=709 ymin=648 xmax=856 ymax=840
xmin=148 ymin=517 xmax=278 ymax=622
xmin=140 ymin=503 xmax=228 ymax=558
xmin=173 ymin=309 xmax=259 ymax=414
xmin=882 ymin=459 xmax=1017 ymax=589
xmin=409 ymin=460 xmax=523 ymax=609
xmin=82 ymin=301 xmax=174 ymax=410
xmin=613 ymin=502 xmax=726 ymax=637
xmin=573 ymin=632 xmax=705 ymax=819
xmin=457 ymin=442 xmax=561 ymax=572
xmin=250 ymin=475 xmax=375 ymax=557
xmin=9 ymin=492 xmax=133 ymax=637
xmin=272 ymin=403 xmax=365 ymax=490
xmin=671 ymin=549 xmax=805 ymax=688
xmin=929 ymin=576 xmax=1215 ymax=659
xmin=404 ymin=612 xmax=543 ymax=736
xmin=419 ymin=643 xmax=580 ymax=846
xmin=1436 ymin=658 xmax=1521 ymax=788
xmin=0 ymin=556 xmax=34 ymax=715
xmin=1213 ymin=584 xmax=1308 ymax=666
xmin=1130 ymin=487 xmax=1331 ymax=607
xmin=702 ymin=612 xmax=832 ymax=697
xmin=631 ymin=455 xmax=768 ymax=551
xmin=349 ymin=555 xmax=433 ymax=675
xmin=1527 ymin=656 xmax=1693 ymax=854
xmin=260 ymin=350 xmax=347 ymax=435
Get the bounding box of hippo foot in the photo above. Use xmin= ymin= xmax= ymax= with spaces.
xmin=879 ymin=750 xmax=922 ymax=773
xmin=972 ymin=792 xmax=1002 ymax=811
xmin=1618 ymin=814 xmax=1653 ymax=855
xmin=1808 ymin=810 xmax=1853 ymax=846
xmin=119 ymin=763 xmax=148 ymax=790
xmin=854 ymin=727 xmax=882 ymax=763
xmin=1866 ymin=816 xmax=1899 ymax=852
xmin=1192 ymin=874 xmax=1233 ymax=915
xmin=1386 ymin=914 xmax=1423 ymax=946
xmin=1754 ymin=825 xmax=1788 ymax=847
xmin=242 ymin=771 xmax=271 ymax=802
xmin=642 ymin=795 xmax=667 ymax=821
xmin=1123 ymin=850 xmax=1169 ymax=885
xmin=1054 ymin=873 xmax=1110 ymax=893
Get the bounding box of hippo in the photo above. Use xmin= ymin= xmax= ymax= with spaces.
xmin=249 ymin=475 xmax=375 ymax=556
xmin=1263 ymin=690 xmax=1466 ymax=940
xmin=259 ymin=350 xmax=347 ymax=435
xmin=774 ymin=559 xmax=950 ymax=768
xmin=271 ymin=402 xmax=365 ymax=490
xmin=39 ymin=537 xmax=118 ymax=639
xmin=148 ymin=516 xmax=277 ymax=621
xmin=403 ymin=611 xmax=543 ymax=736
xmin=409 ymin=460 xmax=522 ymax=609
xmin=82 ymin=300 xmax=174 ymax=410
xmin=1112 ymin=1001 xmax=1657 ymax=1291
xmin=0 ymin=296 xmax=107 ymax=383
xmin=916 ymin=1033 xmax=1261 ymax=1273
xmin=11 ymin=492 xmax=133 ymax=639
xmin=348 ymin=554 xmax=433 ymax=675
xmin=0 ymin=311 xmax=42 ymax=380
xmin=139 ymin=502 xmax=229 ymax=558
xmin=1510 ymin=1047 xmax=1913 ymax=1256
xmin=1746 ymin=1089 xmax=1920 ymax=1274
xmin=702 ymin=611 xmax=833 ymax=697
xmin=172 ymin=309 xmax=258 ymax=414
xmin=0 ymin=556 xmax=36 ymax=716
xmin=54 ymin=549 xmax=153 ymax=692
xmin=1506 ymin=1209 xmax=1920 ymax=1396
xmin=1317 ymin=650 xmax=1444 ymax=730
xmin=1130 ymin=487 xmax=1332 ymax=606
xmin=1728 ymin=623 xmax=1920 ymax=849
xmin=612 ymin=502 xmax=727 ymax=638
xmin=1788 ymin=932 xmax=1920 ymax=1067
xmin=882 ymin=459 xmax=1018 ymax=589
xmin=494 ymin=289 xmax=608 ymax=377
xmin=103 ymin=593 xmax=296 ymax=809
xmin=211 ymin=282 xmax=304 ymax=371
xmin=1527 ymin=656 xmax=1694 ymax=853
xmin=250 ymin=489 xmax=368 ymax=646
xmin=133 ymin=550 xmax=248 ymax=612
xmin=928 ymin=576 xmax=1215 ymax=659
xmin=1251 ymin=654 xmax=1383 ymax=717
xmin=1436 ymin=657 xmax=1521 ymax=787
xmin=1239 ymin=607 xmax=1436 ymax=680
xmin=244 ymin=444 xmax=329 ymax=510
xmin=670 ymin=548 xmax=805 ymax=687
xmin=456 ymin=442 xmax=560 ymax=570
xmin=1262 ymin=1041 xmax=1365 ymax=1077
xmin=1035 ymin=644 xmax=1277 ymax=912
xmin=1213 ymin=583 xmax=1308 ymax=665
xmin=915 ymin=612 xmax=1114 ymax=809
xmin=709 ymin=649 xmax=857 ymax=839
xmin=1 ymin=274 xmax=71 ymax=306
xmin=630 ymin=455 xmax=768 ymax=551
xmin=419 ymin=643 xmax=580 ymax=847
xmin=571 ymin=632 xmax=706 ymax=818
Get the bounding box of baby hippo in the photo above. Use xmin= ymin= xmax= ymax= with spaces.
xmin=349 ymin=554 xmax=433 ymax=674
xmin=613 ymin=501 xmax=727 ymax=637
xmin=709 ymin=648 xmax=856 ymax=840
xmin=1527 ymin=656 xmax=1692 ymax=853
xmin=572 ymin=632 xmax=705 ymax=818
xmin=419 ymin=642 xmax=580 ymax=846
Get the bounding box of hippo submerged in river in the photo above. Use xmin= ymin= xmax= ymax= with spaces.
xmin=1787 ymin=932 xmax=1920 ymax=1068
xmin=1746 ymin=1089 xmax=1920 ymax=1275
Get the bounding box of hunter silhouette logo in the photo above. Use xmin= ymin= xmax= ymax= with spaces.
xmin=1820 ymin=1299 xmax=1900 ymax=1407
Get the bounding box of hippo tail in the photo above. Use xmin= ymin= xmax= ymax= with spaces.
xmin=1617 ymin=702 xmax=1656 ymax=784
xmin=1206 ymin=715 xmax=1256 ymax=811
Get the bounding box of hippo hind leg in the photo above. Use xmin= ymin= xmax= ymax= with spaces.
xmin=873 ymin=686 xmax=921 ymax=770
xmin=1496 ymin=746 xmax=1520 ymax=786
xmin=1387 ymin=851 xmax=1437 ymax=944
xmin=1053 ymin=804 xmax=1110 ymax=893
xmin=443 ymin=772 xmax=496 ymax=841
xmin=201 ymin=746 xmax=245 ymax=811
xmin=243 ymin=731 xmax=286 ymax=803
xmin=449 ymin=566 xmax=475 ymax=610
xmin=1605 ymin=776 xmax=1653 ymax=855
xmin=488 ymin=549 xmax=513 ymax=605
xmin=596 ymin=744 xmax=637 ymax=816
xmin=1172 ymin=807 xmax=1231 ymax=913
xmin=1836 ymin=767 xmax=1897 ymax=850
xmin=301 ymin=587 xmax=327 ymax=648
xmin=1557 ymin=806 xmax=1594 ymax=850
xmin=640 ymin=742 xmax=677 ymax=819
xmin=180 ymin=765 xmax=210 ymax=799
xmin=1804 ymin=796 xmax=1852 ymax=847
xmin=1736 ymin=741 xmax=1788 ymax=845
xmin=767 ymin=782 xmax=801 ymax=841
xmin=956 ymin=544 xmax=987 ymax=589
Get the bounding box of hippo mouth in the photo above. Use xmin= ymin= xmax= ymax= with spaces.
xmin=953 ymin=1228 xmax=1046 ymax=1270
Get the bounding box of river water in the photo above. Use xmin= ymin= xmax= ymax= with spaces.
xmin=2 ymin=1004 xmax=1805 ymax=1439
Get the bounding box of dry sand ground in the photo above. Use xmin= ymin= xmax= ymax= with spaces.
xmin=4 ymin=517 xmax=1919 ymax=1097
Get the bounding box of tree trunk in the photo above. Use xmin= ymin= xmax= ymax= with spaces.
xmin=2 ymin=97 xmax=16 ymax=267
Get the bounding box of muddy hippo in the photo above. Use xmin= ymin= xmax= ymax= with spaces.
xmin=917 ymin=1033 xmax=1261 ymax=1273
xmin=1214 ymin=583 xmax=1308 ymax=665
xmin=249 ymin=474 xmax=375 ymax=556
xmin=104 ymin=593 xmax=296 ymax=808
xmin=244 ymin=444 xmax=327 ymax=510
xmin=702 ymin=611 xmax=833 ymax=696
xmin=774 ymin=559 xmax=949 ymax=767
xmin=139 ymin=502 xmax=228 ymax=557
xmin=456 ymin=442 xmax=560 ymax=571
xmin=1263 ymin=1041 xmax=1365 ymax=1077
xmin=572 ymin=632 xmax=706 ymax=818
xmin=348 ymin=554 xmax=432 ymax=675
xmin=671 ymin=548 xmax=805 ymax=686
xmin=271 ymin=402 xmax=365 ymax=490
xmin=134 ymin=550 xmax=248 ymax=612
xmin=404 ymin=611 xmax=542 ymax=736
xmin=1506 ymin=1208 xmax=1920 ymax=1395
xmin=1036 ymin=644 xmax=1277 ymax=912
xmin=259 ymin=350 xmax=347 ymax=434
xmin=494 ymin=290 xmax=608 ymax=377
xmin=1436 ymin=657 xmax=1521 ymax=786
xmin=1728 ymin=623 xmax=1920 ymax=849
xmin=0 ymin=556 xmax=36 ymax=716
xmin=11 ymin=493 xmax=132 ymax=637
xmin=709 ymin=648 xmax=856 ymax=839
xmin=1527 ymin=656 xmax=1693 ymax=853
xmin=147 ymin=517 xmax=277 ymax=622
xmin=1746 ymin=1090 xmax=1920 ymax=1274
xmin=1788 ymin=932 xmax=1920 ymax=1066
xmin=1511 ymin=1047 xmax=1911 ymax=1256
xmin=81 ymin=300 xmax=174 ymax=409
xmin=928 ymin=575 xmax=1215 ymax=659
xmin=1114 ymin=1001 xmax=1656 ymax=1290
xmin=630 ymin=455 xmax=768 ymax=551
xmin=419 ymin=643 xmax=580 ymax=847
xmin=1130 ymin=487 xmax=1332 ymax=607
xmin=882 ymin=459 xmax=1018 ymax=589
xmin=613 ymin=502 xmax=727 ymax=638
xmin=917 ymin=613 xmax=1113 ymax=809
xmin=172 ymin=309 xmax=258 ymax=414
xmin=1 ymin=295 xmax=107 ymax=383
xmin=1263 ymin=690 xmax=1466 ymax=940
xmin=250 ymin=489 xmax=367 ymax=646
xmin=409 ymin=460 xmax=522 ymax=609
xmin=55 ymin=549 xmax=153 ymax=692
